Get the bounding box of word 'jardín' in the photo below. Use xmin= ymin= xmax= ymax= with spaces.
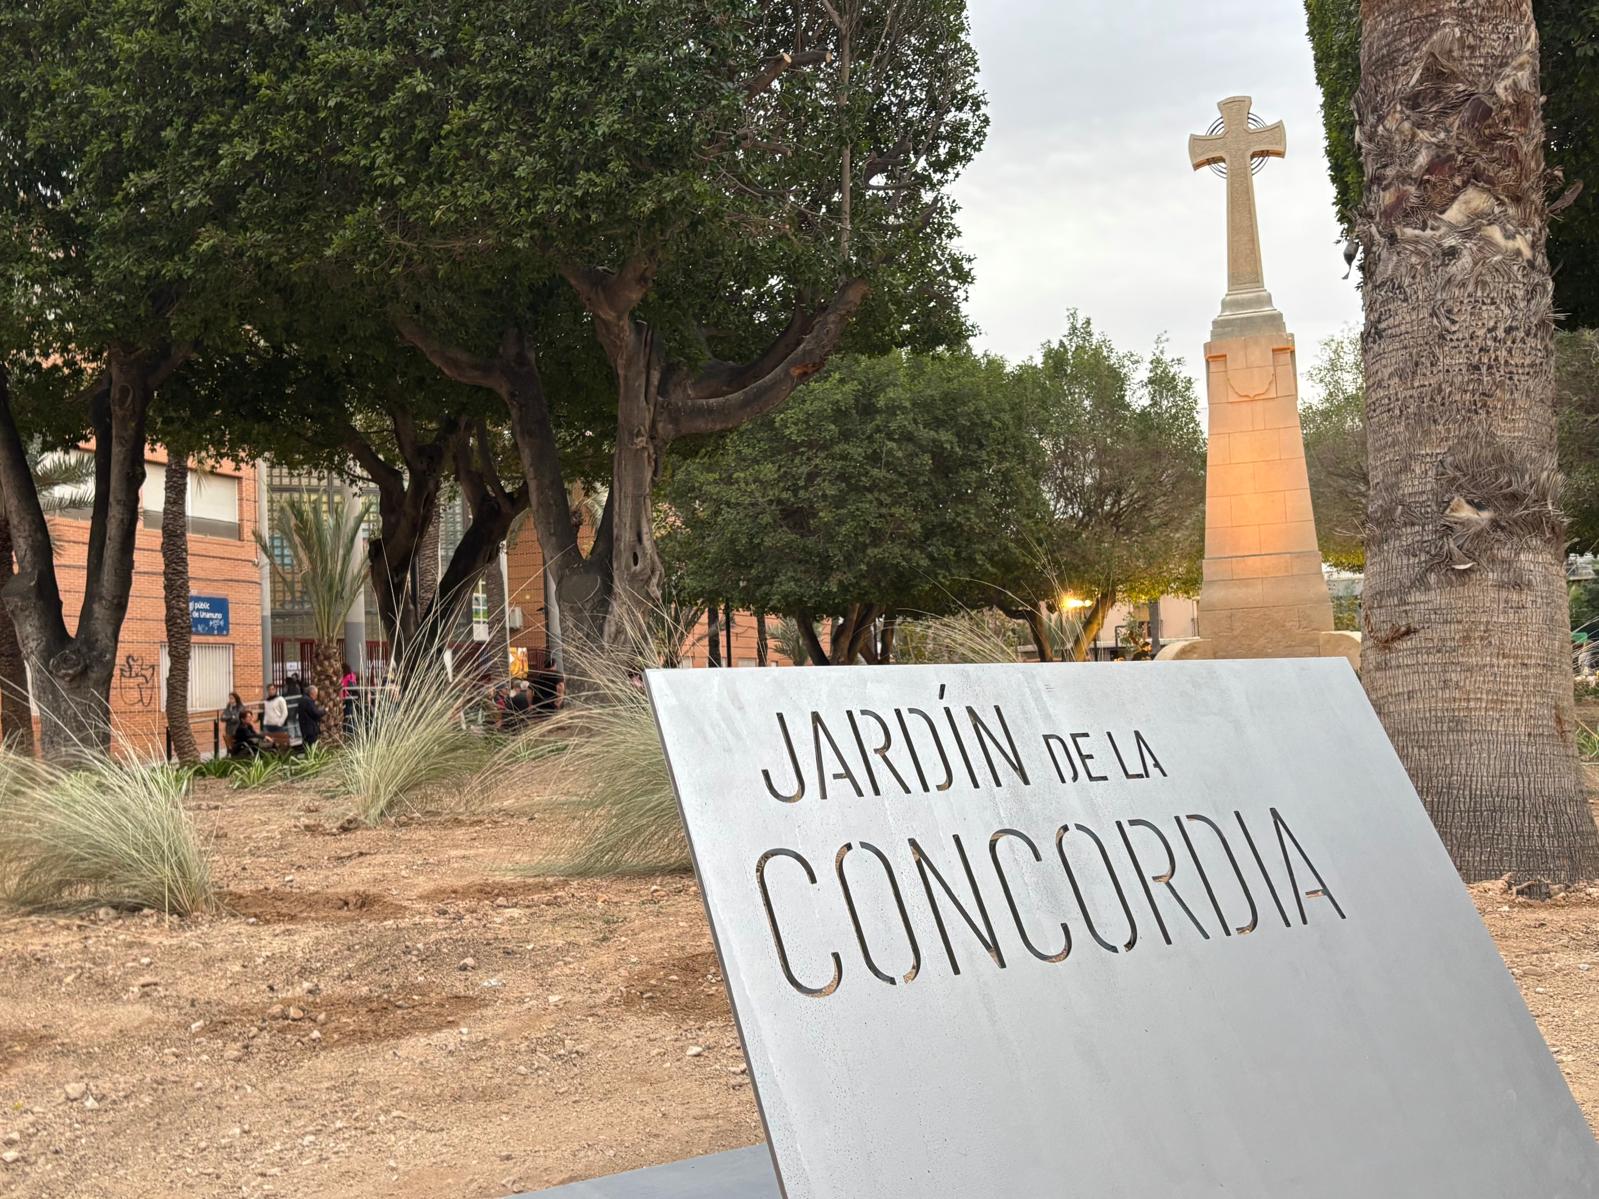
xmin=748 ymin=688 xmax=1346 ymax=999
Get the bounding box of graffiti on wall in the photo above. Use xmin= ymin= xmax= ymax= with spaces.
xmin=117 ymin=653 xmax=157 ymax=708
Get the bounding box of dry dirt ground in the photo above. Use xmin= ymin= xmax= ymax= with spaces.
xmin=0 ymin=780 xmax=1597 ymax=1199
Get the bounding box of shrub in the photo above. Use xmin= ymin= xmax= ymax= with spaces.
xmin=336 ymin=652 xmax=486 ymax=826
xmin=506 ymin=635 xmax=688 ymax=877
xmin=895 ymin=610 xmax=1018 ymax=665
xmin=0 ymin=755 xmax=215 ymax=915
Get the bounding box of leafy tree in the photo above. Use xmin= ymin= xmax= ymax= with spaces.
xmin=0 ymin=1 xmax=274 ymax=755
xmin=1017 ymin=315 xmax=1206 ymax=659
xmin=1301 ymin=331 xmax=1368 ymax=571
xmin=1306 ymin=0 xmax=1599 ymax=322
xmin=182 ymin=339 xmax=529 ymax=658
xmin=662 ymin=352 xmax=1042 ymax=663
xmin=1355 ymin=0 xmax=1599 ymax=882
xmin=237 ymin=0 xmax=986 ymax=657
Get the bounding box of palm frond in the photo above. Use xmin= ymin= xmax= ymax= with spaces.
xmin=257 ymin=494 xmax=369 ymax=644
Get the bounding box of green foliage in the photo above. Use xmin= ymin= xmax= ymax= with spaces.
xmin=1303 ymin=0 xmax=1363 ymax=239
xmin=1574 ymin=579 xmax=1599 ymax=632
xmin=228 ymin=754 xmax=290 ymax=792
xmin=1556 ymin=330 xmax=1599 ymax=554
xmin=1304 ymin=0 xmax=1599 ymax=322
xmin=1302 ymin=331 xmax=1368 ymax=571
xmin=0 ymin=1 xmax=288 ymax=410
xmin=663 ymin=352 xmax=1043 ymax=617
xmin=259 ymin=494 xmax=370 ymax=646
xmin=1020 ymin=314 xmax=1207 ymax=604
xmin=0 ymin=756 xmax=214 ymax=915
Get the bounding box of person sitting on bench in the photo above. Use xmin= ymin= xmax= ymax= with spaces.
xmin=230 ymin=708 xmax=263 ymax=758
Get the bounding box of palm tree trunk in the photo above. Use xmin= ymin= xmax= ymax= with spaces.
xmin=161 ymin=458 xmax=200 ymax=764
xmin=313 ymin=641 xmax=345 ymax=743
xmin=0 ymin=514 xmax=32 ymax=753
xmin=1357 ymin=0 xmax=1599 ymax=881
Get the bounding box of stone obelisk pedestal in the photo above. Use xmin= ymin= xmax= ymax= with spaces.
xmin=1159 ymin=95 xmax=1359 ymax=667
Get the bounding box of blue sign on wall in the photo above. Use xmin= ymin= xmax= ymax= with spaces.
xmin=190 ymin=595 xmax=230 ymax=637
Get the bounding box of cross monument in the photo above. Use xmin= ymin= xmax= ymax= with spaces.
xmin=1158 ymin=97 xmax=1359 ymax=666
xmin=1188 ymin=95 xmax=1287 ymax=338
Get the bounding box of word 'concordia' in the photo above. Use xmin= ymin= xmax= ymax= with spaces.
xmin=754 ymin=808 xmax=1344 ymax=999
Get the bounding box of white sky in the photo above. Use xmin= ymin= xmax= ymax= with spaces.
xmin=953 ymin=0 xmax=1362 ymax=385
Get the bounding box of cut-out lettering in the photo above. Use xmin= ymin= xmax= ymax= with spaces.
xmin=969 ymin=707 xmax=1030 ymax=787
xmin=812 ymin=712 xmax=864 ymax=800
xmin=1118 ymin=819 xmax=1210 ymax=945
xmin=855 ymin=709 xmax=912 ymax=794
xmin=911 ymin=836 xmax=1006 ymax=975
xmin=836 ymin=842 xmax=921 ymax=985
xmin=1055 ymin=823 xmax=1138 ymax=953
xmin=756 ymin=849 xmax=842 ymax=997
xmin=1181 ymin=814 xmax=1258 ymax=936
xmin=1272 ymin=807 xmax=1347 ymax=923
xmin=761 ymin=713 xmax=806 ymax=802
xmin=1235 ymin=810 xmax=1293 ymax=929
xmin=1043 ymin=733 xmax=1078 ymax=783
xmin=989 ymin=829 xmax=1070 ymax=963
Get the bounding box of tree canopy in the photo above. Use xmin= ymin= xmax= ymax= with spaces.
xmin=1020 ymin=314 xmax=1207 ymax=634
xmin=1305 ymin=0 xmax=1599 ymax=324
xmin=662 ymin=351 xmax=1041 ymax=627
xmin=1300 ymin=331 xmax=1368 ymax=572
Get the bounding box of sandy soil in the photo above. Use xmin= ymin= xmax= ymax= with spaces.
xmin=0 ymin=780 xmax=1596 ymax=1199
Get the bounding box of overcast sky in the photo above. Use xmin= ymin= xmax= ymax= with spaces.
xmin=952 ymin=0 xmax=1362 ymax=389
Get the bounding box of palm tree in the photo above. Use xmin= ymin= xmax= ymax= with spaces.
xmin=161 ymin=457 xmax=200 ymax=764
xmin=259 ymin=493 xmax=369 ymax=743
xmin=1357 ymin=0 xmax=1599 ymax=880
xmin=0 ymin=447 xmax=94 ymax=753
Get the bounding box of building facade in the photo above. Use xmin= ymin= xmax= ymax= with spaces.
xmin=48 ymin=448 xmax=265 ymax=755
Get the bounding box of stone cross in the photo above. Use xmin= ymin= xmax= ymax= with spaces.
xmin=1189 ymin=96 xmax=1286 ymax=297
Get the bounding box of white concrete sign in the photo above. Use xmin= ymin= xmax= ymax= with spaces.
xmin=646 ymin=660 xmax=1599 ymax=1198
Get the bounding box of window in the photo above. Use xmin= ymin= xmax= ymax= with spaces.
xmin=144 ymin=463 xmax=241 ymax=539
xmin=159 ymin=643 xmax=234 ymax=712
xmin=471 ymin=582 xmax=490 ymax=641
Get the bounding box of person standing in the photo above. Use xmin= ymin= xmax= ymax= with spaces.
xmin=262 ymin=683 xmax=288 ymax=734
xmin=221 ymin=691 xmax=245 ymax=751
xmin=299 ymin=684 xmax=324 ymax=750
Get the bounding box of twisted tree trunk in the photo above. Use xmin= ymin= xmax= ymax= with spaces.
xmin=1069 ymin=590 xmax=1115 ymax=662
xmin=0 ymin=515 xmax=34 ymax=753
xmin=1357 ymin=0 xmax=1599 ymax=881
xmin=161 ymin=457 xmax=200 ymax=764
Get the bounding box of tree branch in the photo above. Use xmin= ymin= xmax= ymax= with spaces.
xmin=394 ymin=316 xmax=507 ymax=391
xmin=660 ymin=278 xmax=869 ymax=439
xmin=742 ymin=49 xmax=832 ymax=98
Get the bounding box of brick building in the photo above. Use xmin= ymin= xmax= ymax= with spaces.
xmin=48 ymin=448 xmax=265 ymax=756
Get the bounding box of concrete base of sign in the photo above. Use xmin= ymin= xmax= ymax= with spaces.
xmin=515 ymin=1147 xmax=778 ymax=1198
xmin=1156 ymin=630 xmax=1361 ymax=669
